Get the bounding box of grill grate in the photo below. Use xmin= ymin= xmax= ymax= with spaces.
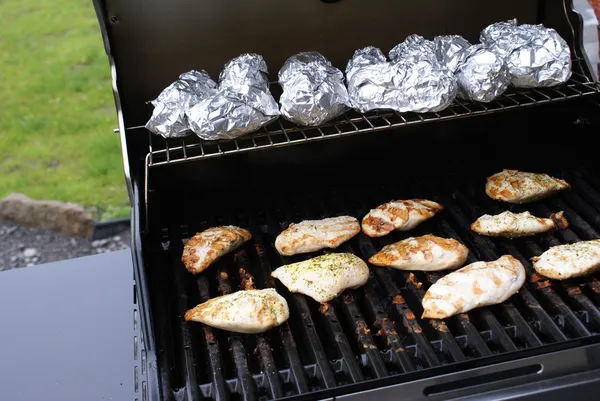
xmin=139 ymin=59 xmax=599 ymax=168
xmin=151 ymin=165 xmax=600 ymax=401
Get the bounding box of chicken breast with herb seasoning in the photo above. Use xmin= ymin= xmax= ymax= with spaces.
xmin=471 ymin=210 xmax=568 ymax=238
xmin=181 ymin=226 xmax=251 ymax=274
xmin=271 ymin=253 xmax=369 ymax=303
xmin=369 ymin=234 xmax=468 ymax=271
xmin=275 ymin=216 xmax=360 ymax=256
xmin=486 ymin=169 xmax=570 ymax=204
xmin=421 ymin=255 xmax=526 ymax=319
xmin=531 ymin=239 xmax=600 ymax=280
xmin=184 ymin=288 xmax=289 ymax=333
xmin=362 ymin=199 xmax=444 ymax=238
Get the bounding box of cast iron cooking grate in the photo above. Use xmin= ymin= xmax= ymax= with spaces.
xmin=148 ymin=165 xmax=600 ymax=401
xmin=139 ymin=58 xmax=599 ymax=168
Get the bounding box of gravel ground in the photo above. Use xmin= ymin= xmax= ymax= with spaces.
xmin=0 ymin=219 xmax=130 ymax=271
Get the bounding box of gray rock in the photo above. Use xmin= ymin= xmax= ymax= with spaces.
xmin=91 ymin=239 xmax=109 ymax=248
xmin=112 ymin=236 xmax=121 ymax=242
xmin=23 ymin=248 xmax=38 ymax=258
xmin=0 ymin=193 xmax=95 ymax=239
xmin=10 ymin=256 xmax=18 ymax=262
xmin=70 ymin=238 xmax=77 ymax=247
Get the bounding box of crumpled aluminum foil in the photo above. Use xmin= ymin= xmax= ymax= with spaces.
xmin=481 ymin=19 xmax=572 ymax=87
xmin=346 ymin=42 xmax=457 ymax=114
xmin=455 ymin=45 xmax=510 ymax=102
xmin=186 ymin=84 xmax=280 ymax=140
xmin=278 ymin=51 xmax=349 ymax=126
xmin=345 ymin=47 xmax=406 ymax=113
xmin=393 ymin=56 xmax=458 ymax=112
xmin=434 ymin=35 xmax=472 ymax=73
xmin=391 ymin=36 xmax=458 ymax=113
xmin=186 ymin=53 xmax=280 ymax=140
xmin=219 ymin=53 xmax=270 ymax=90
xmin=389 ymin=34 xmax=436 ymax=62
xmin=145 ymin=70 xmax=217 ymax=138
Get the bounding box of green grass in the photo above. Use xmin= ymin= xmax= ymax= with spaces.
xmin=0 ymin=0 xmax=129 ymax=220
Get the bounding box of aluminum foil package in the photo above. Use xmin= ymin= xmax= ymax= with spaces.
xmin=392 ymin=56 xmax=458 ymax=112
xmin=481 ymin=19 xmax=572 ymax=87
xmin=187 ymin=54 xmax=280 ymax=140
xmin=389 ymin=34 xmax=436 ymax=62
xmin=219 ymin=53 xmax=270 ymax=90
xmin=186 ymin=84 xmax=280 ymax=140
xmin=455 ymin=45 xmax=510 ymax=102
xmin=480 ymin=19 xmax=528 ymax=58
xmin=278 ymin=52 xmax=349 ymax=126
xmin=346 ymin=43 xmax=457 ymax=114
xmin=390 ymin=36 xmax=458 ymax=113
xmin=145 ymin=70 xmax=217 ymax=138
xmin=434 ymin=35 xmax=472 ymax=73
xmin=345 ymin=47 xmax=407 ymax=113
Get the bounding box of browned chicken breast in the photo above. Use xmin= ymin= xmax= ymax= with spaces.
xmin=422 ymin=255 xmax=526 ymax=319
xmin=471 ymin=210 xmax=568 ymax=238
xmin=368 ymin=234 xmax=469 ymax=271
xmin=274 ymin=216 xmax=360 ymax=256
xmin=271 ymin=253 xmax=369 ymax=303
xmin=181 ymin=226 xmax=252 ymax=274
xmin=362 ymin=199 xmax=444 ymax=238
xmin=531 ymin=239 xmax=600 ymax=280
xmin=486 ymin=169 xmax=570 ymax=204
xmin=184 ymin=289 xmax=289 ymax=333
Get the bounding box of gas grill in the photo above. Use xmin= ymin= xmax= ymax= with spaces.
xmin=92 ymin=0 xmax=600 ymax=400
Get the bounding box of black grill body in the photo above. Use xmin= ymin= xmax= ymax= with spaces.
xmin=92 ymin=1 xmax=600 ymax=400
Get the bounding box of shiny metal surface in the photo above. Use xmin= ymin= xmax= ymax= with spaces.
xmin=186 ymin=53 xmax=280 ymax=140
xmin=389 ymin=36 xmax=458 ymax=113
xmin=279 ymin=52 xmax=349 ymax=126
xmin=455 ymin=45 xmax=510 ymax=102
xmin=146 ymin=70 xmax=217 ymax=138
xmin=434 ymin=35 xmax=472 ymax=73
xmin=389 ymin=34 xmax=437 ymax=62
xmin=481 ymin=19 xmax=573 ymax=88
xmin=345 ymin=46 xmax=405 ymax=113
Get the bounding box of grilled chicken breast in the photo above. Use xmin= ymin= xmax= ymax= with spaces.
xmin=275 ymin=216 xmax=360 ymax=256
xmin=181 ymin=226 xmax=252 ymax=274
xmin=531 ymin=239 xmax=600 ymax=280
xmin=184 ymin=288 xmax=289 ymax=333
xmin=271 ymin=253 xmax=369 ymax=303
xmin=362 ymin=199 xmax=444 ymax=238
xmin=368 ymin=234 xmax=469 ymax=271
xmin=422 ymin=255 xmax=526 ymax=319
xmin=471 ymin=210 xmax=568 ymax=238
xmin=486 ymin=169 xmax=570 ymax=204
